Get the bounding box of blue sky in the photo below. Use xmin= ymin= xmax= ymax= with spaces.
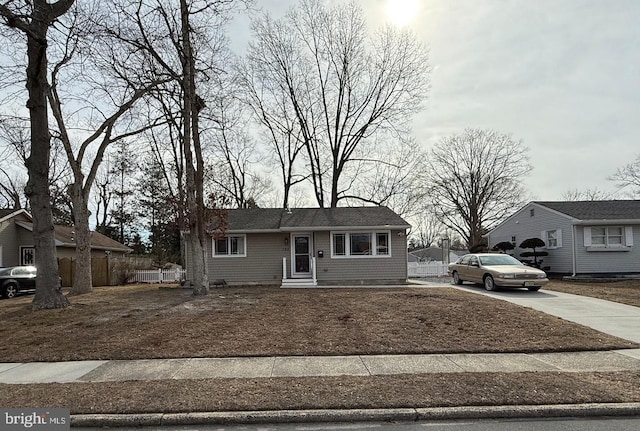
xmin=228 ymin=0 xmax=640 ymax=201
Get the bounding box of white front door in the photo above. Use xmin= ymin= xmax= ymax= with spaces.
xmin=292 ymin=234 xmax=312 ymax=278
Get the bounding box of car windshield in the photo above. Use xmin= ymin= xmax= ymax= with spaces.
xmin=478 ymin=255 xmax=522 ymax=266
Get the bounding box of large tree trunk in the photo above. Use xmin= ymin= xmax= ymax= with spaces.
xmin=68 ymin=183 xmax=93 ymax=295
xmin=25 ymin=14 xmax=69 ymax=310
xmin=181 ymin=0 xmax=208 ymax=296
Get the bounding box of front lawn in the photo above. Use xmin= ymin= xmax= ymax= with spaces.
xmin=0 ymin=284 xmax=635 ymax=362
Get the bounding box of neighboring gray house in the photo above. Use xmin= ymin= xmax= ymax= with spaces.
xmin=185 ymin=206 xmax=411 ymax=286
xmin=486 ymin=200 xmax=640 ymax=276
xmin=0 ymin=209 xmax=131 ymax=267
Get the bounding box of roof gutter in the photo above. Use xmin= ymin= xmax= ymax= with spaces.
xmin=573 ymin=219 xmax=640 ymax=225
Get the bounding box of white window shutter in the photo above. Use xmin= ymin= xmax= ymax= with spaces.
xmin=557 ymin=229 xmax=562 ymax=247
xmin=541 ymin=230 xmax=547 ymax=246
xmin=625 ymin=226 xmax=634 ymax=246
xmin=583 ymin=227 xmax=592 ymax=246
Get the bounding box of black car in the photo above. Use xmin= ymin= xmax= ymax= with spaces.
xmin=0 ymin=266 xmax=37 ymax=298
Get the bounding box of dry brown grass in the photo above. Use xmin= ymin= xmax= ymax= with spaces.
xmin=0 ymin=284 xmax=636 ymax=362
xmin=546 ymin=279 xmax=640 ymax=308
xmin=1 ymin=372 xmax=639 ymax=414
xmin=2 ymin=283 xmax=640 ymax=414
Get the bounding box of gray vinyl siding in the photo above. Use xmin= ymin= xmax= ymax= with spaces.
xmin=574 ymin=225 xmax=640 ymax=274
xmin=194 ymin=230 xmax=408 ymax=285
xmin=207 ymin=232 xmax=288 ymax=284
xmin=0 ymin=220 xmax=21 ymax=267
xmin=0 ymin=215 xmax=34 ymax=267
xmin=314 ymin=230 xmax=408 ymax=283
xmin=487 ymin=203 xmax=575 ymax=273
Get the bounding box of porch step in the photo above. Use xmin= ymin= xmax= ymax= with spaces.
xmin=280 ymin=279 xmax=317 ymax=288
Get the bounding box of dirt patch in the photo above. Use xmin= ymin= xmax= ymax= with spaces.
xmin=0 ymin=284 xmax=636 ymax=362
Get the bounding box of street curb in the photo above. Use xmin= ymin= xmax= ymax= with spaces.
xmin=71 ymin=403 xmax=640 ymax=427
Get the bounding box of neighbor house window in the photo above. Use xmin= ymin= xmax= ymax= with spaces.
xmin=544 ymin=229 xmax=562 ymax=249
xmin=584 ymin=226 xmax=633 ymax=250
xmin=331 ymin=231 xmax=391 ymax=257
xmin=591 ymin=227 xmax=623 ymax=247
xmin=213 ymin=235 xmax=246 ymax=257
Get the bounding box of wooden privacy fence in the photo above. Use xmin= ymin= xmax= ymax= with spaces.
xmin=407 ymin=261 xmax=449 ymax=278
xmin=58 ymin=257 xmax=111 ymax=287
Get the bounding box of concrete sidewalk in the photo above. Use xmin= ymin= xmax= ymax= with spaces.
xmin=2 ymin=349 xmax=640 ymax=385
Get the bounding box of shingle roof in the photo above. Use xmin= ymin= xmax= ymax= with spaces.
xmin=225 ymin=206 xmax=410 ymax=232
xmin=17 ymin=222 xmax=132 ymax=252
xmin=535 ymin=200 xmax=640 ymax=221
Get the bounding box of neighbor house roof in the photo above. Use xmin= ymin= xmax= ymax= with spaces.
xmin=224 ymin=207 xmax=410 ymax=233
xmin=534 ymin=200 xmax=640 ymax=222
xmin=0 ymin=208 xmax=29 ymax=223
xmin=15 ymin=221 xmax=132 ymax=252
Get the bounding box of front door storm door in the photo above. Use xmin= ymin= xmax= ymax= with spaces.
xmin=292 ymin=234 xmax=312 ymax=278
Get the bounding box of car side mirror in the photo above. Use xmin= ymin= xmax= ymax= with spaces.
xmin=470 ymin=262 xmax=479 ymax=267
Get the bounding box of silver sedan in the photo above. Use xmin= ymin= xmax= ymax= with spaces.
xmin=448 ymin=253 xmax=549 ymax=291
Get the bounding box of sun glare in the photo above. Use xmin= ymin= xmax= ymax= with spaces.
xmin=385 ymin=0 xmax=421 ymax=27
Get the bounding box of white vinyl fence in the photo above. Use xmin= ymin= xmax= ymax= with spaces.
xmin=134 ymin=269 xmax=186 ymax=284
xmin=408 ymin=261 xmax=449 ymax=278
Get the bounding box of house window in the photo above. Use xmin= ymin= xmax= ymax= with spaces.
xmin=20 ymin=247 xmax=35 ymax=265
xmin=350 ymin=233 xmax=371 ymax=255
xmin=213 ymin=235 xmax=246 ymax=257
xmin=544 ymin=229 xmax=562 ymax=249
xmin=331 ymin=231 xmax=391 ymax=258
xmin=584 ymin=226 xmax=633 ymax=250
xmin=530 ymin=208 xmax=535 ymax=217
xmin=376 ymin=233 xmax=389 ymax=255
xmin=333 ymin=233 xmax=346 ymax=256
xmin=592 ymin=227 xmax=622 ymax=247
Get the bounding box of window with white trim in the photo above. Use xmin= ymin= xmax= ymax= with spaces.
xmin=543 ymin=229 xmax=562 ymax=249
xmin=584 ymin=226 xmax=633 ymax=250
xmin=213 ymin=235 xmax=246 ymax=257
xmin=331 ymin=231 xmax=391 ymax=257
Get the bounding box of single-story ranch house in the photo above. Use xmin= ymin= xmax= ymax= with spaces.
xmin=0 ymin=209 xmax=131 ymax=267
xmin=486 ymin=200 xmax=640 ymax=276
xmin=185 ymin=206 xmax=411 ymax=287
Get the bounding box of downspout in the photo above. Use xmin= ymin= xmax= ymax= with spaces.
xmin=572 ymin=224 xmax=577 ymax=277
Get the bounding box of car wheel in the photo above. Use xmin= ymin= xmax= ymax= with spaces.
xmin=483 ymin=275 xmax=496 ymax=291
xmin=452 ymin=272 xmax=463 ymax=285
xmin=3 ymin=283 xmax=19 ymax=298
xmin=528 ymin=286 xmax=541 ymax=292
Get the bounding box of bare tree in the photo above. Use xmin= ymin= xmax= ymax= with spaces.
xmin=562 ymin=187 xmax=616 ymax=201
xmin=609 ymin=154 xmax=640 ymax=198
xmin=43 ymin=2 xmax=165 ymax=295
xmin=205 ymin=83 xmax=272 ymax=208
xmin=97 ymin=0 xmax=247 ymax=295
xmin=0 ymin=0 xmax=75 ymax=309
xmin=245 ymin=0 xmax=429 ymax=207
xmin=409 ymin=204 xmax=447 ymax=250
xmin=339 ymin=136 xmax=427 ymax=217
xmin=425 ymin=128 xmax=532 ymax=249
